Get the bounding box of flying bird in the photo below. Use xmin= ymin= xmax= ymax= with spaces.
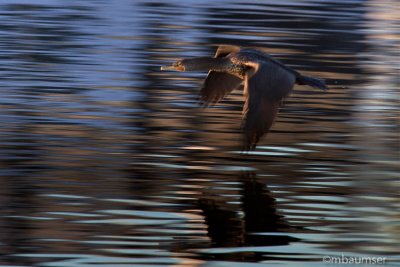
xmin=161 ymin=45 xmax=327 ymax=149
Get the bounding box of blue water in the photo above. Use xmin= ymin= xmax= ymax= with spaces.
xmin=0 ymin=0 xmax=399 ymax=266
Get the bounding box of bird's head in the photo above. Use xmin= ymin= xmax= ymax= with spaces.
xmin=160 ymin=60 xmax=186 ymax=71
xmin=161 ymin=57 xmax=220 ymax=72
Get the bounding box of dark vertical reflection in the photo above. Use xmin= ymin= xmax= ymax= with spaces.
xmin=0 ymin=2 xmax=98 ymax=265
xmin=126 ymin=2 xmax=179 ymax=198
xmin=198 ymin=197 xmax=244 ymax=247
xmin=0 ymin=112 xmax=41 ymax=266
xmin=198 ymin=172 xmax=298 ymax=247
xmin=240 ymin=173 xmax=299 ymax=246
xmin=127 ymin=1 xmax=211 ymax=195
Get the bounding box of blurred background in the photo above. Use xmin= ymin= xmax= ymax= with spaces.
xmin=0 ymin=0 xmax=399 ymax=266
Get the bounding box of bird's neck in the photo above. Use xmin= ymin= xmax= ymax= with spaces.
xmin=184 ymin=57 xmax=230 ymax=72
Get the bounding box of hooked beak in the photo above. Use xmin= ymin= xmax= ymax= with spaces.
xmin=160 ymin=65 xmax=176 ymax=71
xmin=160 ymin=65 xmax=185 ymax=71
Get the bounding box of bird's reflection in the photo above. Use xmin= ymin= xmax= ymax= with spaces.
xmin=198 ymin=172 xmax=300 ymax=248
xmin=198 ymin=198 xmax=244 ymax=247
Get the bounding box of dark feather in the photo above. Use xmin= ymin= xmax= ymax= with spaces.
xmin=200 ymin=71 xmax=242 ymax=106
xmin=199 ymin=45 xmax=243 ymax=106
xmin=258 ymin=61 xmax=296 ymax=100
xmin=296 ymin=75 xmax=327 ymax=90
xmin=243 ymin=96 xmax=279 ymax=150
xmin=242 ymin=62 xmax=296 ymax=150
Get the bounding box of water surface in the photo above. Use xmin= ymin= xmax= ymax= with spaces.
xmin=0 ymin=0 xmax=399 ymax=266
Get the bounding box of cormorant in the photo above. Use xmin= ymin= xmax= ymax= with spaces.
xmin=161 ymin=45 xmax=327 ymax=149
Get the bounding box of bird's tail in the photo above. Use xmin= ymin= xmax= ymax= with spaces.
xmin=296 ymin=75 xmax=327 ymax=90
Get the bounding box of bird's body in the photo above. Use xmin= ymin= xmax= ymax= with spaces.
xmin=161 ymin=45 xmax=327 ymax=149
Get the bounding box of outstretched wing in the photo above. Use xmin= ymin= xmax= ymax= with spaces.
xmin=200 ymin=72 xmax=243 ymax=105
xmin=242 ymin=61 xmax=296 ymax=150
xmin=200 ymin=45 xmax=243 ymax=106
xmin=215 ymin=45 xmax=241 ymax=57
